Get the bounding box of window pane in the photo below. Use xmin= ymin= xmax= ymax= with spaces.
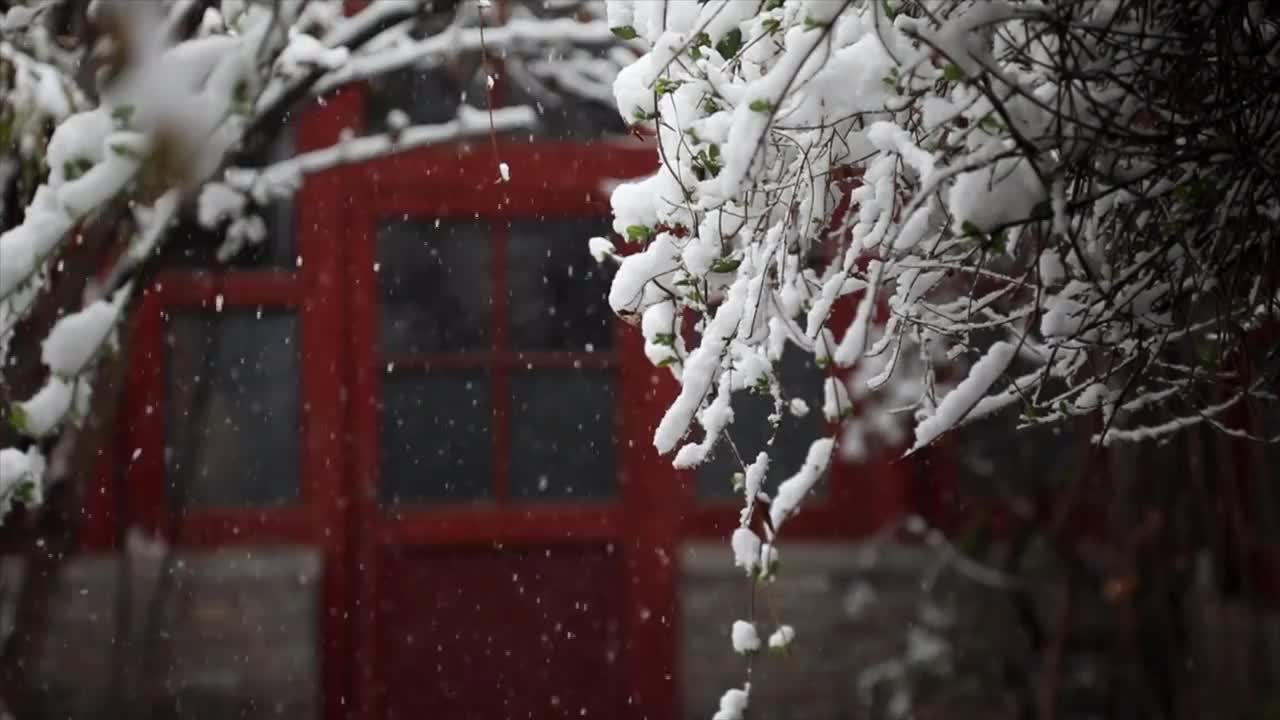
xmin=364 ymin=9 xmax=487 ymax=135
xmin=502 ymin=68 xmax=627 ymax=142
xmin=380 ymin=220 xmax=493 ymax=354
xmin=382 ymin=370 xmax=493 ymax=504
xmin=364 ymin=4 xmax=625 ymax=142
xmin=366 ymin=64 xmax=478 ymax=133
xmin=698 ymin=351 xmax=828 ymax=500
xmin=166 ymin=312 xmax=300 ymax=507
xmin=511 ymin=370 xmax=616 ymax=501
xmin=507 ymin=219 xmax=614 ymax=352
xmin=503 ymin=1 xmax=628 ymax=141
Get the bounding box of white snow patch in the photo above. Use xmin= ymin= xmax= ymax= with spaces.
xmin=731 ymin=620 xmax=760 ymax=654
xmin=912 ymin=341 xmax=1016 ymax=450
xmin=767 ymin=625 xmax=795 ymax=650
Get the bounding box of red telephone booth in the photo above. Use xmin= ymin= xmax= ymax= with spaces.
xmin=104 ymin=25 xmax=916 ymax=720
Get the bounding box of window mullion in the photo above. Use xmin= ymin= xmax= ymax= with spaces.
xmin=493 ymin=220 xmax=512 ymax=505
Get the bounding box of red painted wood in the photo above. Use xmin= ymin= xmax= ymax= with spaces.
xmin=345 ymin=158 xmax=382 ymax=720
xmin=376 ymin=506 xmax=624 ymax=546
xmin=297 ymin=83 xmax=365 ymax=720
xmin=375 ymin=544 xmax=627 ymax=720
xmin=618 ymin=327 xmax=684 ymax=720
xmin=384 ymin=351 xmax=618 ymax=371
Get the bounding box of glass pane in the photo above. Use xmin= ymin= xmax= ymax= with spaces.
xmin=382 ymin=370 xmax=493 ymax=504
xmin=698 ymin=350 xmax=829 ymax=500
xmin=380 ymin=220 xmax=493 ymax=354
xmin=166 ymin=312 xmax=300 ymax=507
xmin=503 ymin=67 xmax=627 ymax=142
xmin=507 ymin=219 xmax=614 ymax=352
xmin=365 ymin=9 xmax=486 ymax=134
xmin=364 ymin=4 xmax=625 ymax=141
xmin=511 ymin=370 xmax=616 ymax=500
xmin=504 ymin=1 xmax=628 ymax=141
xmin=366 ymin=64 xmax=478 ymax=133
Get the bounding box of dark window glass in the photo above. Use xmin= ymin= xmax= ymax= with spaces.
xmin=507 ymin=219 xmax=614 ymax=352
xmin=365 ymin=3 xmax=625 ymax=141
xmin=166 ymin=312 xmax=300 ymax=507
xmin=380 ymin=220 xmax=493 ymax=354
xmin=382 ymin=370 xmax=493 ymax=504
xmin=503 ymin=0 xmax=627 ymax=141
xmin=364 ymin=7 xmax=488 ymax=135
xmin=510 ymin=370 xmax=616 ymax=501
xmin=366 ymin=64 xmax=482 ymax=133
xmin=502 ymin=67 xmax=627 ymax=141
xmin=698 ymin=350 xmax=829 ymax=500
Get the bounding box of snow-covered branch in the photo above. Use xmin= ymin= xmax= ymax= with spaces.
xmin=600 ymin=0 xmax=1280 ymax=708
xmin=0 ymin=0 xmax=633 ymax=522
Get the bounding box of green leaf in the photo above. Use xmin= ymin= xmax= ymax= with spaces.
xmin=711 ymin=257 xmax=741 ymax=273
xmin=611 ymin=25 xmax=638 ymax=40
xmin=764 ymin=0 xmax=785 ymax=9
xmin=111 ymin=104 xmax=135 ymax=126
xmin=231 ymin=79 xmax=253 ymax=115
xmin=692 ymin=145 xmax=723 ymax=180
xmin=626 ymin=225 xmax=654 ymax=243
xmin=749 ymin=98 xmax=775 ymax=113
xmin=13 ymin=480 xmax=36 ymax=506
xmin=959 ymin=220 xmax=982 ymax=237
xmin=654 ymin=77 xmax=683 ymax=96
xmin=988 ymin=229 xmax=1008 ymax=254
xmin=943 ymin=63 xmax=963 ymax=82
xmin=109 ymin=142 xmax=145 ymax=161
xmin=715 ymin=27 xmax=743 ymax=59
xmin=653 ymin=333 xmax=676 ymax=347
xmin=62 ymin=157 xmax=93 ymax=181
xmin=802 ymin=16 xmax=830 ymax=30
xmin=762 ymin=17 xmax=782 ymax=34
xmin=7 ymin=404 xmax=28 ymax=434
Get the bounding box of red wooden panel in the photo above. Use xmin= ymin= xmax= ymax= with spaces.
xmin=376 ymin=544 xmax=626 ymax=720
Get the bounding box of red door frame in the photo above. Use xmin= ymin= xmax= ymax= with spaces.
xmin=341 ymin=131 xmax=673 ymax=719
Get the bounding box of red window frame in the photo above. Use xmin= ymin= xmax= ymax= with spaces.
xmin=108 ymin=87 xmax=358 ymax=720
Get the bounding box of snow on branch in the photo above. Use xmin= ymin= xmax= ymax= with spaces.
xmin=0 ymin=0 xmax=635 ymax=522
xmin=313 ymin=15 xmax=617 ymax=94
xmin=225 ymin=105 xmax=537 ymax=202
xmin=601 ymin=0 xmax=1280 ymax=703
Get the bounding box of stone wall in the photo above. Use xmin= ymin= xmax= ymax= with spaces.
xmin=0 ymin=545 xmax=320 ymax=720
xmin=679 ymin=540 xmax=1018 ymax=720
